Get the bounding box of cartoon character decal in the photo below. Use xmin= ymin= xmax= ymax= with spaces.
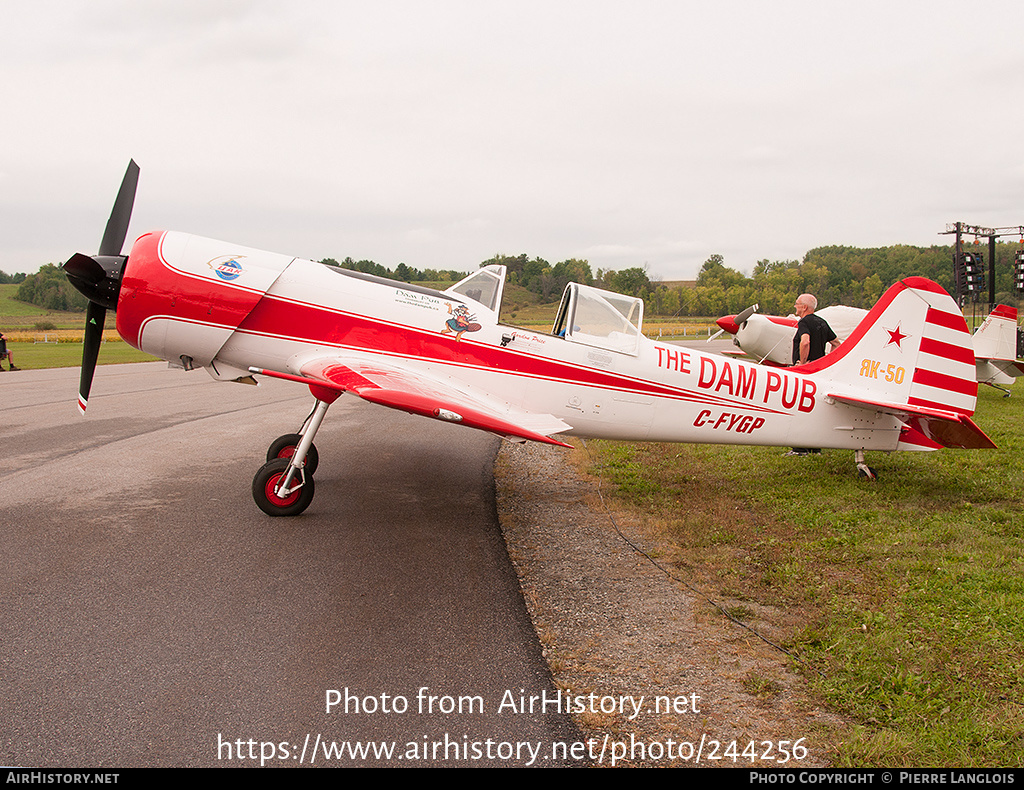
xmin=442 ymin=304 xmax=481 ymax=340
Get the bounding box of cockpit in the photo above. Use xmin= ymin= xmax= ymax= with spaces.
xmin=444 ymin=265 xmax=504 ymax=313
xmin=445 ymin=265 xmax=645 ymax=357
xmin=551 ymin=283 xmax=644 ymax=356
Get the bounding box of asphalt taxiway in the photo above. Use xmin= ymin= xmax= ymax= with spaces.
xmin=0 ymin=363 xmax=581 ymax=767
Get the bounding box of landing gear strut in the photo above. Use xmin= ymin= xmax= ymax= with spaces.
xmin=253 ymin=397 xmax=332 ymax=516
xmin=855 ymin=450 xmax=877 ymax=481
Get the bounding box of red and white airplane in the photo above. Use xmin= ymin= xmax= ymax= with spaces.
xmin=716 ymin=301 xmax=1024 ymax=395
xmin=64 ymin=163 xmax=995 ymax=515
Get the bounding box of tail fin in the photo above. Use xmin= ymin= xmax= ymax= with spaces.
xmin=798 ymin=277 xmax=978 ymax=417
xmin=974 ymin=305 xmax=1024 ymax=389
xmin=973 ymin=305 xmax=1018 ymax=361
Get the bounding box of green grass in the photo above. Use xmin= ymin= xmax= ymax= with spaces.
xmin=3 ymin=340 xmax=157 ymax=370
xmin=580 ymin=385 xmax=1024 ymax=767
xmin=1 ymin=284 xmax=157 ymax=368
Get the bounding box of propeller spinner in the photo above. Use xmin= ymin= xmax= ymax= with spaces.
xmin=62 ymin=160 xmax=139 ymax=413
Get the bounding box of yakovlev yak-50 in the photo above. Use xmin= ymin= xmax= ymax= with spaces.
xmin=63 ymin=162 xmax=995 ymax=515
xmin=716 ymin=302 xmax=1024 ymax=395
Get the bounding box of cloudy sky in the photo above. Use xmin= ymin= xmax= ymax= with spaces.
xmin=3 ymin=0 xmax=1024 ymax=280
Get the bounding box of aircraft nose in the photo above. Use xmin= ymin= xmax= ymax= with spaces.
xmin=716 ymin=315 xmax=740 ymax=335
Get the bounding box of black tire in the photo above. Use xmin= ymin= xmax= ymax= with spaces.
xmin=266 ymin=433 xmax=319 ymax=475
xmin=252 ymin=458 xmax=315 ymax=517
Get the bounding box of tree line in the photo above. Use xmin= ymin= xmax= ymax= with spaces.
xmin=679 ymin=244 xmax=1021 ymax=318
xmin=320 ymin=257 xmax=467 ymax=284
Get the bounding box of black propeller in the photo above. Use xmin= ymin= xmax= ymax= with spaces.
xmin=63 ymin=160 xmax=139 ymax=413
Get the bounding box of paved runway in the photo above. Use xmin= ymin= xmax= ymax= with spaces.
xmin=0 ymin=363 xmax=581 ymax=767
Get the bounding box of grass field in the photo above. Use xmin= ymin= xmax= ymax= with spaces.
xmin=0 ymin=283 xmax=160 ymax=368
xmin=1 ymin=284 xmax=156 ymax=368
xmin=2 ymin=340 xmax=158 ymax=370
xmin=578 ymin=384 xmax=1023 ymax=767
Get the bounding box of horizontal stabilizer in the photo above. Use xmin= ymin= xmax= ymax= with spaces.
xmin=977 ymin=358 xmax=1024 ymax=380
xmin=828 ymin=392 xmax=996 ymax=449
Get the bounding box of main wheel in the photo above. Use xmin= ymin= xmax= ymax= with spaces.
xmin=252 ymin=458 xmax=315 ymax=516
xmin=266 ymin=433 xmax=319 ymax=475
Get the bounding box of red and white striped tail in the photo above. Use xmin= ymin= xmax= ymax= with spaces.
xmin=808 ymin=276 xmax=979 ymax=417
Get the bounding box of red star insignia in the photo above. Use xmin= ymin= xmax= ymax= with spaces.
xmin=885 ymin=324 xmax=907 ymax=349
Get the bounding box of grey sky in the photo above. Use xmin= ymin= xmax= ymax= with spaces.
xmin=3 ymin=0 xmax=1024 ymax=280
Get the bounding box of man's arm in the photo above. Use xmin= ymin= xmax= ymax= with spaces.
xmin=799 ymin=334 xmax=810 ymax=364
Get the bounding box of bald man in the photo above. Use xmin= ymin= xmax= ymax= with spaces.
xmin=787 ymin=294 xmax=838 ymax=457
xmin=792 ymin=293 xmax=839 ymax=365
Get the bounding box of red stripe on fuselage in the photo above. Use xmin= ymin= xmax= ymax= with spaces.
xmin=236 ymin=293 xmax=786 ymax=414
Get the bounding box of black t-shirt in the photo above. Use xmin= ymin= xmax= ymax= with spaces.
xmin=792 ymin=313 xmax=836 ymax=364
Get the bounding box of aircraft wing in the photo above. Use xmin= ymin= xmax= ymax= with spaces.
xmin=251 ymin=357 xmax=574 ymax=448
xmin=827 ymin=392 xmax=996 ymax=450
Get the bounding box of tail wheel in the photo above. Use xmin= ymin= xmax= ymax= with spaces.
xmin=267 ymin=433 xmax=319 ymax=475
xmin=857 ymin=465 xmax=878 ymax=481
xmin=253 ymin=458 xmax=315 ymax=517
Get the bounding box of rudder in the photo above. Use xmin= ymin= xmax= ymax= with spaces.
xmin=797 ymin=277 xmax=978 ymax=416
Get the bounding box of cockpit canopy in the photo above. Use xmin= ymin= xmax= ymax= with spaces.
xmin=444 ymin=267 xmax=643 ymax=355
xmin=444 ymin=265 xmax=505 ymax=313
xmin=552 ymin=283 xmax=644 ymax=356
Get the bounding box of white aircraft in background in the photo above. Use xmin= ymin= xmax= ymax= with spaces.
xmin=716 ymin=303 xmax=1024 ymax=396
xmin=62 ymin=162 xmax=994 ymax=515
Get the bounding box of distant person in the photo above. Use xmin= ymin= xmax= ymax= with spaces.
xmin=0 ymin=331 xmax=18 ymax=371
xmin=787 ymin=294 xmax=838 ymax=456
xmin=0 ymin=330 xmax=15 ymax=369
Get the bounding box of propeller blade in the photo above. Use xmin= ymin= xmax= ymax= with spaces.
xmin=78 ymin=302 xmax=106 ymax=413
xmin=98 ymin=159 xmax=140 ymax=257
xmin=707 ymin=327 xmax=726 ymax=342
xmin=66 ymin=160 xmax=140 ymax=413
xmin=733 ymin=303 xmax=759 ymax=328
